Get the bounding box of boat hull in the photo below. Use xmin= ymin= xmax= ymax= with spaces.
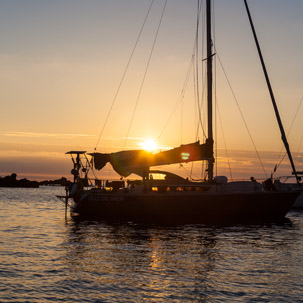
xmin=292 ymin=192 xmax=303 ymax=208
xmin=71 ymin=190 xmax=299 ymax=223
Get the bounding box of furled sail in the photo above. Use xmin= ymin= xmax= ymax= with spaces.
xmin=91 ymin=140 xmax=213 ymax=177
xmin=92 ymin=150 xmax=152 ymax=177
xmin=150 ymin=140 xmax=213 ymax=166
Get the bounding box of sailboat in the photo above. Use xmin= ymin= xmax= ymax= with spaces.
xmin=58 ymin=0 xmax=300 ymax=222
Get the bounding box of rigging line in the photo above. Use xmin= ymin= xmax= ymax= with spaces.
xmin=196 ymin=68 xmax=208 ymax=141
xmin=193 ymin=0 xmax=199 ymax=140
xmin=180 ymin=163 xmax=201 ymax=180
xmin=244 ymin=0 xmax=299 ymax=184
xmin=273 ymin=95 xmax=303 ymax=173
xmin=212 ymin=0 xmax=232 ymax=181
xmin=215 ymin=58 xmax=218 ymax=176
xmin=181 ymin=93 xmax=183 ymax=144
xmin=211 ymin=0 xmax=218 ymax=178
xmin=216 ymin=50 xmax=268 ymax=178
xmin=179 ymin=164 xmax=192 ymax=180
xmin=193 ymin=61 xmax=201 ymax=141
xmin=296 ymin=133 xmax=303 ymax=161
xmin=294 ymin=96 xmax=303 ymax=159
xmin=274 ymin=153 xmax=286 ymax=174
xmin=123 ymin=0 xmax=168 ymax=150
xmin=194 ymin=0 xmax=203 ymax=139
xmin=193 ymin=0 xmax=208 ymax=179
xmin=193 ymin=0 xmax=207 ymax=141
xmin=159 ymin=1 xmax=204 ymax=141
xmin=216 ymin=100 xmax=234 ymax=181
xmin=158 ymin=51 xmax=195 ymax=140
xmin=191 ymin=70 xmax=201 ymax=177
xmin=94 ymin=0 xmax=155 ymax=151
xmin=189 ymin=0 xmax=203 ymax=179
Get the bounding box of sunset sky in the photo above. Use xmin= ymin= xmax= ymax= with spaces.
xmin=1 ymin=0 xmax=303 ymax=181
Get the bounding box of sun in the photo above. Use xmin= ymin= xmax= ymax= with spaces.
xmin=140 ymin=139 xmax=158 ymax=152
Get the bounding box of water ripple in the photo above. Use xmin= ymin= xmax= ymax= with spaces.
xmin=0 ymin=188 xmax=303 ymax=302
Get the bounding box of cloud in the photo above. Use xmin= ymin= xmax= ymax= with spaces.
xmin=2 ymin=131 xmax=94 ymax=139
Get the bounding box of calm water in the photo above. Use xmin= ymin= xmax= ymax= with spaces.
xmin=0 ymin=187 xmax=303 ymax=302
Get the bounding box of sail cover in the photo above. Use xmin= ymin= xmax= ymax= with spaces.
xmin=91 ymin=140 xmax=213 ymax=177
xmin=92 ymin=149 xmax=152 ymax=177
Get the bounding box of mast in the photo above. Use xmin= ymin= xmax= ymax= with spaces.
xmin=244 ymin=0 xmax=300 ymax=185
xmin=206 ymin=0 xmax=214 ymax=180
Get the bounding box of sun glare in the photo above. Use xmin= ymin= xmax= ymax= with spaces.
xmin=140 ymin=139 xmax=158 ymax=151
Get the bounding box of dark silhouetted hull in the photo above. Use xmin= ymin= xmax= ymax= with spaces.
xmin=71 ymin=190 xmax=299 ymax=223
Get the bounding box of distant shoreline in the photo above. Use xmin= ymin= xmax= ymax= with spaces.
xmin=0 ymin=173 xmax=71 ymax=188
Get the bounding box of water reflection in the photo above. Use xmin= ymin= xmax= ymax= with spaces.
xmin=61 ymin=221 xmax=219 ymax=302
xmin=1 ymin=188 xmax=303 ymax=302
xmin=59 ymin=216 xmax=303 ymax=302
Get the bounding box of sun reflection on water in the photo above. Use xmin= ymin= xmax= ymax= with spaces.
xmin=1 ymin=188 xmax=303 ymax=302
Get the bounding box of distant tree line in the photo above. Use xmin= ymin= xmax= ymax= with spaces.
xmin=0 ymin=173 xmax=71 ymax=188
